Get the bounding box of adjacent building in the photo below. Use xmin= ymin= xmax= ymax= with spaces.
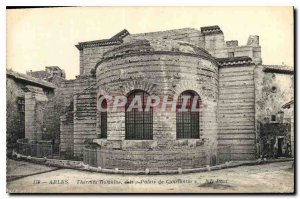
xmin=6 ymin=69 xmax=56 ymax=154
xmin=27 ymin=66 xmax=66 ymax=80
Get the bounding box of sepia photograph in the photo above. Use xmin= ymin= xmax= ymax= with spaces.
xmin=5 ymin=6 xmax=294 ymax=193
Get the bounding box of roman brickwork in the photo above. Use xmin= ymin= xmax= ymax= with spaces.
xmin=54 ymin=25 xmax=293 ymax=170
xmin=93 ymin=38 xmax=219 ymax=169
xmin=73 ymin=75 xmax=97 ymax=158
xmin=59 ymin=76 xmax=98 ymax=159
xmin=59 ymin=80 xmax=75 ymax=158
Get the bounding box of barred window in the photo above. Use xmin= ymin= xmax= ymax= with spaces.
xmin=125 ymin=90 xmax=153 ymax=140
xmin=176 ymin=91 xmax=201 ymax=139
xmin=98 ymin=97 xmax=107 ymax=138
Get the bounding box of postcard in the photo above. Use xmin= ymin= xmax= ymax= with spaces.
xmin=6 ymin=6 xmax=294 ymax=193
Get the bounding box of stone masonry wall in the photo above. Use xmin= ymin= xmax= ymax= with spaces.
xmin=96 ymin=148 xmax=210 ymax=170
xmin=97 ymin=52 xmax=218 ymax=146
xmin=214 ymin=35 xmax=262 ymax=65
xmin=6 ymin=78 xmax=26 ymax=153
xmin=95 ymin=47 xmax=219 ymax=168
xmin=218 ymin=65 xmax=257 ymax=160
xmin=129 ymin=28 xmax=205 ymax=49
xmin=59 ymin=80 xmax=75 ymax=158
xmin=254 ymin=65 xmax=294 ymax=157
xmin=25 ymin=86 xmax=49 ymax=141
xmin=79 ymin=28 xmax=207 ymax=76
xmin=73 ymin=75 xmax=97 ymax=158
xmin=60 ymin=111 xmax=74 ymax=159
xmin=254 ymin=65 xmax=294 ymax=122
xmin=80 ymin=46 xmax=116 ymax=75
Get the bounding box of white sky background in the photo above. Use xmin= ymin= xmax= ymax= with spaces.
xmin=6 ymin=7 xmax=293 ymax=79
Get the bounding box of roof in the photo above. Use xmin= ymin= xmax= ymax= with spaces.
xmin=98 ymin=38 xmax=214 ymax=64
xmin=45 ymin=66 xmax=62 ymax=70
xmin=76 ymin=28 xmax=203 ymax=50
xmin=131 ymin=28 xmax=200 ymax=38
xmin=75 ymin=29 xmax=130 ymax=50
xmin=201 ymin=25 xmax=223 ymax=35
xmin=217 ymin=56 xmax=253 ymax=67
xmin=6 ymin=69 xmax=56 ymax=89
xmin=75 ymin=26 xmax=225 ymax=51
xmin=28 ymin=70 xmax=51 ymax=80
xmin=282 ymin=100 xmax=294 ymax=109
xmin=263 ymin=65 xmax=294 ymax=75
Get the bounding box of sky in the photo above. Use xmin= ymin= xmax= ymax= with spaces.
xmin=6 ymin=7 xmax=293 ymax=79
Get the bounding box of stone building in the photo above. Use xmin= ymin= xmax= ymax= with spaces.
xmin=6 ymin=69 xmax=56 ymax=154
xmin=27 ymin=66 xmax=66 ymax=80
xmin=254 ymin=65 xmax=294 ymax=158
xmin=11 ymin=25 xmax=294 ymax=170
xmin=282 ymin=100 xmax=294 ymax=157
xmin=57 ymin=25 xmax=294 ymax=170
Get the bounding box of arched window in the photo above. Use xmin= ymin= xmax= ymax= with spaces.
xmin=125 ymin=90 xmax=153 ymax=140
xmin=176 ymin=91 xmax=201 ymax=139
xmin=98 ymin=96 xmax=107 ymax=138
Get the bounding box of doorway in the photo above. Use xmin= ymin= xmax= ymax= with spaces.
xmin=277 ymin=137 xmax=284 ymax=157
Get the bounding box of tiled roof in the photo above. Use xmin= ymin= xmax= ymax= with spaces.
xmin=282 ymin=100 xmax=294 ymax=109
xmin=75 ymin=29 xmax=130 ymax=50
xmin=200 ymin=25 xmax=223 ymax=35
xmin=217 ymin=56 xmax=253 ymax=66
xmin=28 ymin=71 xmax=51 ymax=79
xmin=6 ymin=69 xmax=56 ymax=89
xmin=263 ymin=65 xmax=294 ymax=74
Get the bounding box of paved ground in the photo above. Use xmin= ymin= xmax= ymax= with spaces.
xmin=6 ymin=158 xmax=58 ymax=182
xmin=6 ymin=159 xmax=294 ymax=193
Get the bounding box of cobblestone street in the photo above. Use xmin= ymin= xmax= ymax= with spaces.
xmin=6 ymin=159 xmax=294 ymax=193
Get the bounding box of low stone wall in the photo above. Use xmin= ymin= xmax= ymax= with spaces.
xmin=83 ymin=145 xmax=231 ymax=170
xmin=16 ymin=139 xmax=54 ymax=159
xmin=96 ymin=148 xmax=209 ymax=170
xmin=12 ymin=150 xmax=293 ymax=175
xmin=83 ymin=146 xmax=97 ymax=167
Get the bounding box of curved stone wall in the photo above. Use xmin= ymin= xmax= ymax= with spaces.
xmin=94 ymin=39 xmax=219 ymax=169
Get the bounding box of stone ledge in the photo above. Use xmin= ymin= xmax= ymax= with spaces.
xmin=12 ymin=150 xmax=294 ymax=175
xmin=122 ymin=140 xmax=158 ymax=149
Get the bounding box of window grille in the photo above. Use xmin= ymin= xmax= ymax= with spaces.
xmin=125 ymin=90 xmax=153 ymax=140
xmin=176 ymin=91 xmax=200 ymax=139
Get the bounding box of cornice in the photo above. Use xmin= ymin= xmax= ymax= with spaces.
xmin=217 ymin=56 xmax=253 ymax=67
xmin=75 ymin=29 xmax=130 ymax=50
